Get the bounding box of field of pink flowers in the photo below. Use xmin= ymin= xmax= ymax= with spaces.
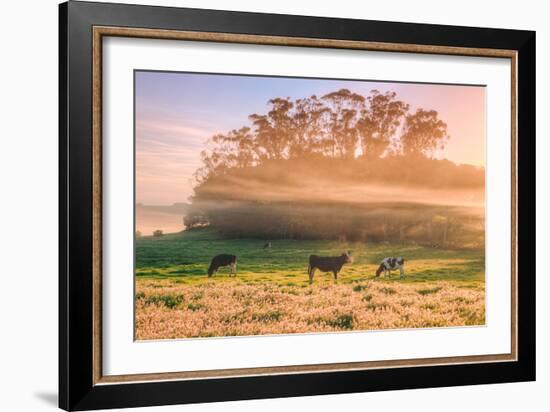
xmin=135 ymin=276 xmax=484 ymax=340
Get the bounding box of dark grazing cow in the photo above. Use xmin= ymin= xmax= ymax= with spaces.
xmin=375 ymin=257 xmax=405 ymax=278
xmin=207 ymin=254 xmax=237 ymax=277
xmin=308 ymin=251 xmax=353 ymax=283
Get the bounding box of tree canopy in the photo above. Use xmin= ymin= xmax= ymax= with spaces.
xmin=195 ymin=88 xmax=449 ymax=182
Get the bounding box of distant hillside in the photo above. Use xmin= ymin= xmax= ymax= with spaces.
xmin=136 ymin=203 xmax=190 ymax=235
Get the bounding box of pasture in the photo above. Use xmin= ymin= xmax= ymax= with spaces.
xmin=135 ymin=228 xmax=485 ymax=340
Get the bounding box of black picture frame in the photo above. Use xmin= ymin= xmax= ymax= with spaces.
xmin=59 ymin=1 xmax=535 ymax=410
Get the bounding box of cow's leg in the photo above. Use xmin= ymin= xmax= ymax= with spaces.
xmin=399 ymin=266 xmax=404 ymax=278
xmin=334 ymin=270 xmax=339 ymax=280
xmin=309 ymin=267 xmax=315 ymax=284
xmin=231 ymin=262 xmax=237 ymax=277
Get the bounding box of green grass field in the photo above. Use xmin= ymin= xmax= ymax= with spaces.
xmin=135 ymin=228 xmax=485 ymax=339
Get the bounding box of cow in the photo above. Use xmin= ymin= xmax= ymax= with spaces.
xmin=308 ymin=251 xmax=353 ymax=284
xmin=207 ymin=254 xmax=237 ymax=277
xmin=375 ymin=257 xmax=405 ymax=278
xmin=263 ymin=241 xmax=272 ymax=249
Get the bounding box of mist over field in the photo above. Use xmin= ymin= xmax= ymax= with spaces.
xmin=138 ymin=156 xmax=484 ymax=244
xmin=185 ymin=155 xmax=485 ymax=247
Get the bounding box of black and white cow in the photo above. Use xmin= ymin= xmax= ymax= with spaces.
xmin=375 ymin=257 xmax=405 ymax=278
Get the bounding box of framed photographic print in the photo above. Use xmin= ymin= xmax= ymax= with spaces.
xmin=59 ymin=1 xmax=535 ymax=410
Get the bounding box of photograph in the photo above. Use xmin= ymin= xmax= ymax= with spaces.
xmin=134 ymin=71 xmax=487 ymax=340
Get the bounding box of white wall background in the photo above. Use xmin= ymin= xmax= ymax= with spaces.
xmin=0 ymin=0 xmax=545 ymax=411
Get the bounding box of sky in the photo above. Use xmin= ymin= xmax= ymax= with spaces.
xmin=135 ymin=71 xmax=486 ymax=205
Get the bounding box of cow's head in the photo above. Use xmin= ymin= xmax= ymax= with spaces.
xmin=343 ymin=250 xmax=354 ymax=264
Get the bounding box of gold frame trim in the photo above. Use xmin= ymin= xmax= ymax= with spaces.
xmin=92 ymin=26 xmax=518 ymax=386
